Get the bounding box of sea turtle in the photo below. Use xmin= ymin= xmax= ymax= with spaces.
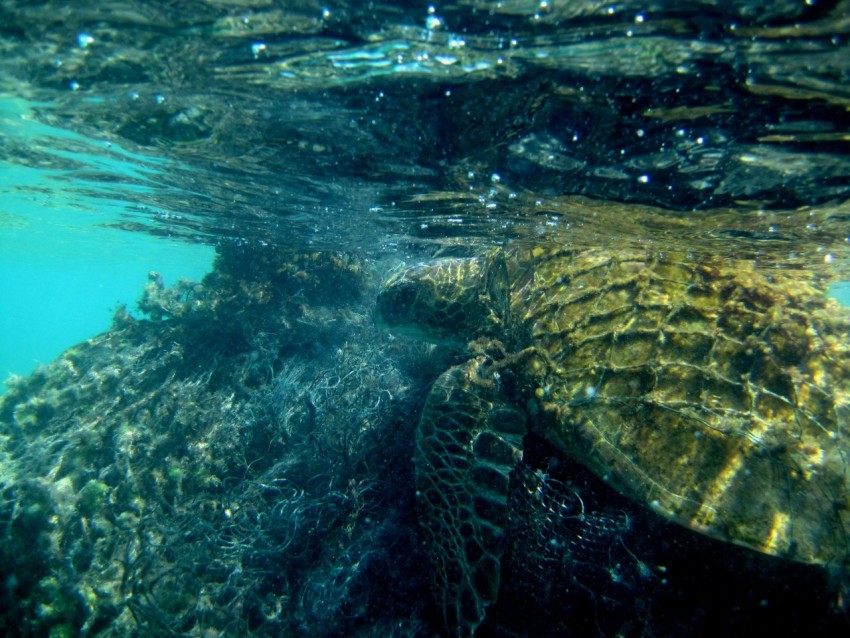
xmin=377 ymin=244 xmax=850 ymax=636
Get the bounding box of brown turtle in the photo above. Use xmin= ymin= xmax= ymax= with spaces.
xmin=377 ymin=243 xmax=850 ymax=636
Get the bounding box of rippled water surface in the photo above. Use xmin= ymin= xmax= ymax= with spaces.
xmin=2 ymin=1 xmax=850 ymax=636
xmin=4 ymin=0 xmax=850 ymax=376
xmin=2 ymin=0 xmax=849 ymax=243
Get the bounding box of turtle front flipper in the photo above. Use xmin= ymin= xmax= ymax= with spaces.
xmin=415 ymin=353 xmax=527 ymax=637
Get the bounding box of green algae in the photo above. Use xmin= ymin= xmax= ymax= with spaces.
xmin=0 ymin=244 xmax=434 ymax=637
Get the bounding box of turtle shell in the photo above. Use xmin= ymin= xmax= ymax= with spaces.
xmin=378 ymin=245 xmax=850 ymax=635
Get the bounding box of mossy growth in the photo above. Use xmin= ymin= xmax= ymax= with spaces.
xmin=76 ymin=480 xmax=110 ymax=518
xmin=12 ymin=397 xmax=55 ymax=431
xmin=0 ymin=246 xmax=435 ymax=637
xmin=33 ymin=576 xmax=81 ymax=631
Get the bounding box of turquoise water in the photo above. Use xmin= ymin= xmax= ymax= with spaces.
xmin=834 ymin=282 xmax=850 ymax=306
xmin=1 ymin=2 xmax=849 ymax=636
xmin=0 ymin=96 xmax=213 ymax=392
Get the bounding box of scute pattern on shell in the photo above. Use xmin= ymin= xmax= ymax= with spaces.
xmin=508 ymin=247 xmax=850 ymax=565
xmin=378 ymin=244 xmax=850 ymax=637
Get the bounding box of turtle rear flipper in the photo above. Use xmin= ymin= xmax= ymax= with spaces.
xmin=415 ymin=356 xmax=526 ymax=637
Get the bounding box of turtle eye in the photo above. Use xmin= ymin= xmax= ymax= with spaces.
xmin=392 ymin=283 xmax=417 ymax=314
xmin=377 ymin=280 xmax=420 ymax=327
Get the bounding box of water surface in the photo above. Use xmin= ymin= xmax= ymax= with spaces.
xmin=1 ymin=1 xmax=850 ymax=636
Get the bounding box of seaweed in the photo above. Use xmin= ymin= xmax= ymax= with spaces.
xmin=0 ymin=245 xmax=436 ymax=637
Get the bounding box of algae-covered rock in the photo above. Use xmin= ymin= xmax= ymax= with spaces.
xmin=0 ymin=248 xmax=429 ymax=637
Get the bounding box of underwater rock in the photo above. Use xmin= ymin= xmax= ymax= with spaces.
xmin=0 ymin=248 xmax=433 ymax=637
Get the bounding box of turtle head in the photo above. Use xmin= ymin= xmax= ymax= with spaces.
xmin=377 ymin=254 xmax=508 ymax=343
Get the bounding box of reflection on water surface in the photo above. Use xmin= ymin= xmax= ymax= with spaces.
xmin=1 ymin=1 xmax=850 ymax=636
xmin=2 ymin=0 xmax=849 ymax=252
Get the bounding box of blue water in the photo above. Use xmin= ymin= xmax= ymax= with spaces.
xmin=0 ymin=96 xmax=213 ymax=393
xmin=834 ymin=282 xmax=850 ymax=306
xmin=1 ymin=2 xmax=849 ymax=636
